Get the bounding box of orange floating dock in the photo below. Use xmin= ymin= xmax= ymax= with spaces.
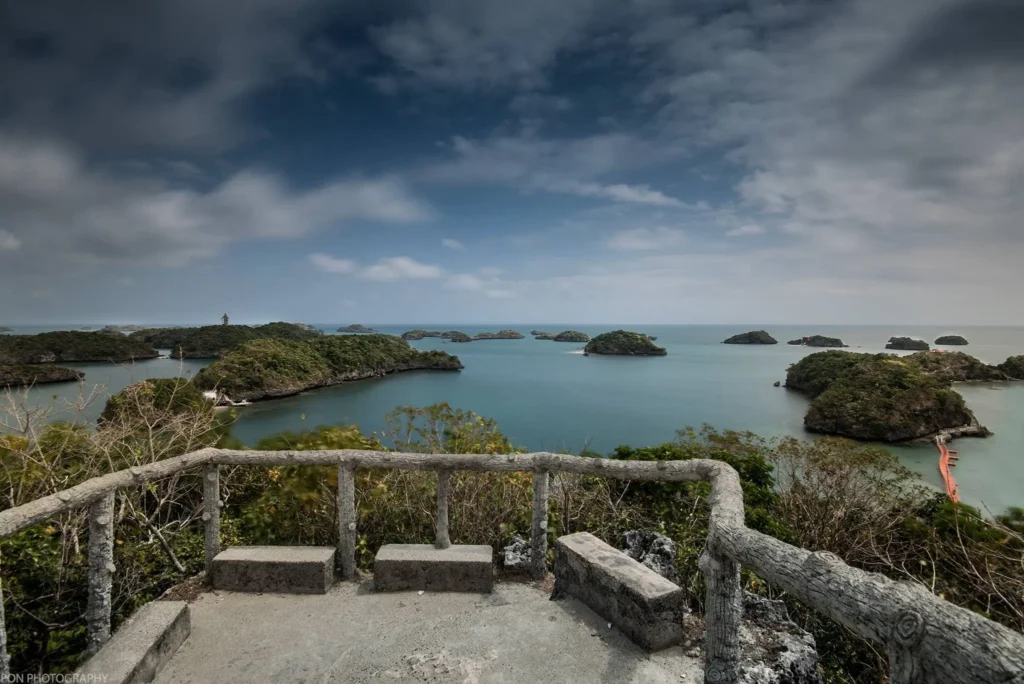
xmin=936 ymin=437 xmax=959 ymax=503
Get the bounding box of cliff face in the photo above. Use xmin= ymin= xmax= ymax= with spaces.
xmin=0 ymin=331 xmax=159 ymax=364
xmin=193 ymin=334 xmax=463 ymax=402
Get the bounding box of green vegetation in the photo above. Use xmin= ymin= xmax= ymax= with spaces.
xmin=401 ymin=329 xmax=464 ymax=341
xmin=535 ymin=333 xmax=555 ymax=340
xmin=722 ymin=330 xmax=778 ymax=344
xmin=131 ymin=322 xmax=322 ymax=358
xmin=473 ymin=329 xmax=525 ymax=340
xmin=552 ymin=330 xmax=590 ymax=342
xmin=0 ymin=331 xmax=159 ymax=364
xmin=530 ymin=330 xmax=553 ymax=337
xmin=337 ymin=324 xmax=376 ymax=333
xmin=904 ymin=351 xmax=1008 ymax=382
xmin=585 ymin=330 xmax=667 ymax=356
xmin=100 ymin=378 xmax=215 ymax=425
xmin=787 ymin=335 xmax=846 ymax=348
xmin=935 ymin=335 xmax=969 ymax=345
xmin=447 ymin=331 xmax=473 ymax=343
xmin=785 ymin=350 xmax=878 ymax=397
xmin=998 ymin=355 xmax=1024 ymax=380
xmin=886 ymin=336 xmax=929 ymax=351
xmin=0 ymin=364 xmax=84 ymax=387
xmin=193 ymin=334 xmax=463 ymax=401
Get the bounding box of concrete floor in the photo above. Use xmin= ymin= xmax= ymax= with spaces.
xmin=154 ymin=580 xmax=703 ymax=684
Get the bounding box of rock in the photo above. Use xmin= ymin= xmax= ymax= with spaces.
xmin=737 ymin=592 xmax=822 ymax=684
xmin=885 ymin=336 xmax=929 ymax=351
xmin=620 ymin=530 xmax=678 ymax=582
xmin=774 ymin=381 xmax=781 ymax=387
xmin=723 ymin=330 xmax=778 ymax=345
xmin=503 ymin=535 xmax=531 ymax=573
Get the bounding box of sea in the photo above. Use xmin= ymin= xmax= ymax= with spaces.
xmin=4 ymin=324 xmax=1023 ymax=516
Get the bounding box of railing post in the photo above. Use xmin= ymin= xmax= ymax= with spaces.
xmin=337 ymin=464 xmax=356 ymax=579
xmin=86 ymin=492 xmax=115 ymax=656
xmin=530 ymin=469 xmax=550 ymax=579
xmin=435 ymin=469 xmax=452 ymax=549
xmin=699 ymin=549 xmax=742 ymax=683
xmin=1 ymin=554 xmax=9 ymax=679
xmin=202 ymin=465 xmax=221 ymax=575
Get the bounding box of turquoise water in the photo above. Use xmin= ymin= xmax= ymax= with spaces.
xmin=5 ymin=325 xmax=1024 ymax=515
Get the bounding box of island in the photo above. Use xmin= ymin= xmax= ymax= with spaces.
xmin=552 ymin=330 xmax=590 ymax=343
xmin=193 ymin=334 xmax=463 ymax=402
xmin=723 ymin=330 xmax=778 ymax=345
xmin=447 ymin=331 xmax=473 ymax=343
xmin=337 ymin=324 xmax=377 ymax=334
xmin=903 ymin=351 xmax=1009 ymax=383
xmin=785 ymin=350 xmax=991 ymax=442
xmin=0 ymin=326 xmax=13 ymax=333
xmin=401 ymin=330 xmax=465 ymax=341
xmin=101 ymin=324 xmax=147 ymax=333
xmin=535 ymin=334 xmax=556 ymax=340
xmin=0 ymin=331 xmax=159 ymax=364
xmin=999 ymin=356 xmax=1024 ymax=380
xmin=787 ymin=335 xmax=846 ymax=348
xmin=472 ymin=329 xmax=525 ymax=340
xmin=935 ymin=335 xmax=969 ymax=346
xmin=100 ymin=378 xmax=214 ymax=424
xmin=584 ymin=330 xmax=667 ymax=356
xmin=132 ymin=322 xmax=322 ymax=358
xmin=530 ymin=330 xmax=554 ymax=337
xmin=885 ymin=336 xmax=929 ymax=351
xmin=0 ymin=364 xmax=85 ymax=388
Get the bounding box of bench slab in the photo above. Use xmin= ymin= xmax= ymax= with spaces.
xmin=212 ymin=546 xmax=335 ymax=594
xmin=374 ymin=544 xmax=493 ymax=593
xmin=553 ymin=532 xmax=687 ymax=651
xmin=77 ymin=601 xmax=190 ymax=684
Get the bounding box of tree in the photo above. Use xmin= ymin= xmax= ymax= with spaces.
xmin=221 ymin=313 xmax=229 ymax=326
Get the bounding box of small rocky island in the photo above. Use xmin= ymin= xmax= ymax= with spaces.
xmin=0 ymin=330 xmax=159 ymax=364
xmin=473 ymin=329 xmax=525 ymax=340
xmin=723 ymin=330 xmax=778 ymax=345
xmin=401 ymin=330 xmax=464 ymax=341
xmin=885 ymin=336 xmax=929 ymax=351
xmin=193 ymin=334 xmax=463 ymax=402
xmin=787 ymin=335 xmax=846 ymax=348
xmin=337 ymin=324 xmax=376 ymax=333
xmin=552 ymin=330 xmax=590 ymax=343
xmin=0 ymin=364 xmax=85 ymax=388
xmin=0 ymin=326 xmax=12 ymax=334
xmin=935 ymin=335 xmax=969 ymax=346
xmin=530 ymin=330 xmax=553 ymax=337
xmin=584 ymin=330 xmax=667 ymax=356
xmin=785 ymin=350 xmax=994 ymax=442
xmin=132 ymin=322 xmax=322 ymax=358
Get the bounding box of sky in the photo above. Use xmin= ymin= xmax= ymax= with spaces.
xmin=1 ymin=0 xmax=1022 ymax=325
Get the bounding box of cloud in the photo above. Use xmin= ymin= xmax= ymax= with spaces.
xmin=362 ymin=256 xmax=443 ymax=281
xmin=555 ymin=181 xmax=682 ymax=207
xmin=0 ymin=134 xmax=431 ymax=271
xmin=726 ymin=224 xmax=764 ymax=237
xmin=442 ymin=238 xmax=466 ymax=251
xmin=0 ymin=230 xmax=20 ymax=251
xmin=606 ymin=226 xmax=686 ymax=251
xmin=309 ymin=253 xmax=357 ymax=274
xmin=444 ymin=273 xmax=516 ymax=299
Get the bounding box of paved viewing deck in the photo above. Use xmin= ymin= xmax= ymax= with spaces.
xmin=153 ymin=581 xmax=702 ymax=684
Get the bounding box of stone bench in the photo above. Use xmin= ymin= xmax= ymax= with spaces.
xmin=552 ymin=532 xmax=687 ymax=651
xmin=374 ymin=544 xmax=493 ymax=592
xmin=212 ymin=546 xmax=335 ymax=594
xmin=77 ymin=601 xmax=190 ymax=684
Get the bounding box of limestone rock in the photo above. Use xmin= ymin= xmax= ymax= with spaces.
xmin=503 ymin=535 xmax=531 ymax=573
xmin=738 ymin=592 xmax=822 ymax=684
xmin=620 ymin=530 xmax=678 ymax=582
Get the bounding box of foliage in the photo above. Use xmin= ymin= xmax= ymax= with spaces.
xmin=99 ymin=378 xmax=215 ymax=425
xmin=787 ymin=335 xmax=846 ymax=348
xmin=0 ymin=365 xmax=84 ymax=388
xmin=0 ymin=331 xmax=159 ymax=364
xmin=722 ymin=330 xmax=778 ymax=344
xmin=934 ymin=335 xmax=969 ymax=345
xmin=585 ymin=330 xmax=668 ymax=355
xmin=786 ymin=351 xmax=877 ymax=397
xmin=998 ymin=355 xmax=1024 ymax=380
xmin=552 ymin=330 xmax=589 ymax=342
xmin=447 ymin=331 xmax=473 ymax=343
xmin=903 ymin=350 xmax=1007 ymax=382
xmin=885 ymin=336 xmax=929 ymax=351
xmin=336 ymin=324 xmax=376 ymax=333
xmin=132 ymin=322 xmax=322 ymax=359
xmin=472 ymin=329 xmax=525 ymax=340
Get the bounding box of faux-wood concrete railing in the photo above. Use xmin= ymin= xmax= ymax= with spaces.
xmin=1 ymin=448 xmax=1022 ymax=683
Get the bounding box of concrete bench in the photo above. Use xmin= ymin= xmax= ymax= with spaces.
xmin=77 ymin=601 xmax=190 ymax=684
xmin=212 ymin=546 xmax=335 ymax=594
xmin=552 ymin=532 xmax=687 ymax=651
xmin=374 ymin=544 xmax=493 ymax=592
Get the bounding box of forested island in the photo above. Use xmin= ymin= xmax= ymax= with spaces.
xmin=999 ymin=356 xmax=1024 ymax=379
xmin=402 ymin=329 xmax=524 ymax=341
xmin=193 ymin=334 xmax=463 ymax=402
xmin=337 ymin=324 xmax=376 ymax=333
xmin=132 ymin=322 xmax=321 ymax=358
xmin=0 ymin=331 xmax=159 ymax=364
xmin=885 ymin=336 xmax=929 ymax=351
xmin=787 ymin=335 xmax=846 ymax=348
xmin=0 ymin=364 xmax=84 ymax=388
xmin=585 ymin=330 xmax=667 ymax=356
xmin=935 ymin=335 xmax=969 ymax=345
xmin=552 ymin=330 xmax=589 ymax=342
xmin=530 ymin=330 xmax=553 ymax=337
xmin=473 ymin=329 xmax=525 ymax=340
xmin=783 ymin=350 xmax=1018 ymax=441
xmin=723 ymin=330 xmax=778 ymax=344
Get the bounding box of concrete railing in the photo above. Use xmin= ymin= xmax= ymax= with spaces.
xmin=1 ymin=447 xmax=1022 ymax=683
